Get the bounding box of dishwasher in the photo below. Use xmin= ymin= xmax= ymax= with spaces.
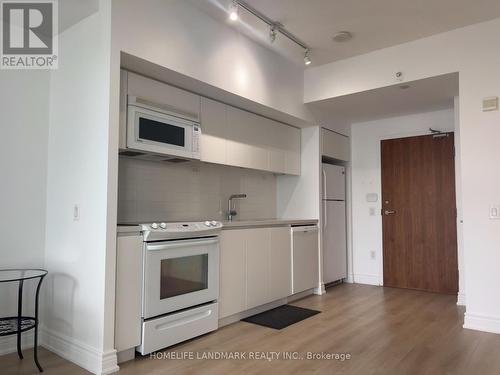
xmin=291 ymin=225 xmax=319 ymax=294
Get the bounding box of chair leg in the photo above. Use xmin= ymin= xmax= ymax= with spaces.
xmin=34 ymin=276 xmax=45 ymax=372
xmin=17 ymin=280 xmax=24 ymax=360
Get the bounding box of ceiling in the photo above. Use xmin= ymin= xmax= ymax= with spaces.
xmin=59 ymin=0 xmax=99 ymax=33
xmin=308 ymin=73 xmax=459 ymax=127
xmin=191 ymin=0 xmax=500 ymax=66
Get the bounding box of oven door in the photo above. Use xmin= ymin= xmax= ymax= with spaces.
xmin=143 ymin=237 xmax=219 ymax=319
xmin=127 ymin=104 xmax=200 ymax=160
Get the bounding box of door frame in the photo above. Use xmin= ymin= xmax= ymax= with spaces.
xmin=375 ymin=128 xmax=462 ymax=297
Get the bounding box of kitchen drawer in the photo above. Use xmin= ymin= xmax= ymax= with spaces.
xmin=138 ymin=302 xmax=218 ymax=355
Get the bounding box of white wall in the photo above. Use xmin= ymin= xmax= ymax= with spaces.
xmin=111 ymin=0 xmax=310 ymax=122
xmin=277 ymin=126 xmax=321 ymax=221
xmin=305 ymin=18 xmax=500 ymax=334
xmin=0 ymin=71 xmax=50 ymax=354
xmin=43 ymin=1 xmax=117 ymax=373
xmin=350 ymin=109 xmax=455 ymax=286
xmin=118 ymin=158 xmax=277 ymax=222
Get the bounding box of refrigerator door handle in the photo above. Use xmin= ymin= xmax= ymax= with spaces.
xmin=323 ymin=200 xmax=327 ymax=230
xmin=322 ymin=168 xmax=327 ymax=200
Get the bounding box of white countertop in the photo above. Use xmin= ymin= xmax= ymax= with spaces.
xmin=220 ymin=218 xmax=318 ymax=229
xmin=117 ymin=219 xmax=318 ymax=233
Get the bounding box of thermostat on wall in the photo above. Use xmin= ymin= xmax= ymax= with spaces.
xmin=483 ymin=96 xmax=499 ymax=112
xmin=366 ymin=193 xmax=378 ymax=202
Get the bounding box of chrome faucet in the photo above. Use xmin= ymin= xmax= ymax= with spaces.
xmin=227 ymin=194 xmax=247 ymax=221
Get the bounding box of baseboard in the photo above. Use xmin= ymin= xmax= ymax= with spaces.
xmin=41 ymin=328 xmax=118 ymax=375
xmin=457 ymin=292 xmax=466 ymax=306
xmin=218 ymin=289 xmax=315 ymax=328
xmin=0 ymin=331 xmax=34 ymax=356
xmin=345 ymin=273 xmax=354 ymax=283
xmin=313 ymin=283 xmax=326 ymax=295
xmin=353 ymin=273 xmax=380 ymax=286
xmin=463 ymin=312 xmax=500 ymax=334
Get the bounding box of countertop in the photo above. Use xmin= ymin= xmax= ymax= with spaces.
xmin=117 ymin=219 xmax=318 ymax=233
xmin=220 ymin=218 xmax=318 ymax=229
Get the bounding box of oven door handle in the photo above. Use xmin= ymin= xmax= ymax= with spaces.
xmin=146 ymin=238 xmax=218 ymax=251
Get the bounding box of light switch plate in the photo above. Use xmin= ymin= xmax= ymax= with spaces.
xmin=366 ymin=193 xmax=378 ymax=202
xmin=483 ymin=96 xmax=499 ymax=112
xmin=489 ymin=205 xmax=500 ymax=220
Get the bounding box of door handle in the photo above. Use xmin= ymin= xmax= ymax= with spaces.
xmin=384 ymin=210 xmax=396 ymax=216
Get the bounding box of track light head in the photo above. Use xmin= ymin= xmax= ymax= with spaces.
xmin=229 ymin=1 xmax=239 ymax=21
xmin=304 ymin=49 xmax=312 ymax=65
xmin=269 ymin=25 xmax=277 ymax=43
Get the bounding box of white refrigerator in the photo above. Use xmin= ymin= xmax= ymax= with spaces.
xmin=322 ymin=163 xmax=347 ymax=284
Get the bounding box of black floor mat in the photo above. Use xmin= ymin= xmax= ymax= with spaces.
xmin=242 ymin=305 xmax=320 ymax=330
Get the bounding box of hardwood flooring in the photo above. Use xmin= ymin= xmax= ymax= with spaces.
xmin=3 ymin=284 xmax=500 ymax=375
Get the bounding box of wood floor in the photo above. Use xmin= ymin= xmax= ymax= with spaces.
xmin=3 ymin=284 xmax=500 ymax=375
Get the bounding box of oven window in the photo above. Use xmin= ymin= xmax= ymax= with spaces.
xmin=138 ymin=117 xmax=185 ymax=147
xmin=160 ymin=255 xmax=208 ymax=299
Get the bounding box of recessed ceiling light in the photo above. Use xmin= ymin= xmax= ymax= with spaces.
xmin=333 ymin=31 xmax=353 ymax=42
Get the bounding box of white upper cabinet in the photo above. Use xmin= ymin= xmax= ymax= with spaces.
xmin=322 ymin=128 xmax=349 ymax=161
xmin=201 ymin=101 xmax=301 ymax=175
xmin=127 ymin=72 xmax=201 ymax=121
xmin=200 ymin=97 xmax=227 ymax=165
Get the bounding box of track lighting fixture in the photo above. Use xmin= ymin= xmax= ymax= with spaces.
xmin=228 ymin=1 xmax=311 ymax=65
xmin=229 ymin=1 xmax=239 ymax=21
xmin=269 ymin=24 xmax=277 ymax=43
xmin=304 ymin=49 xmax=312 ymax=65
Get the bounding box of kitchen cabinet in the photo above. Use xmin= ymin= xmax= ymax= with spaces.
xmin=200 ymin=102 xmax=301 ymax=175
xmin=246 ymin=229 xmax=271 ymax=309
xmin=127 ymin=71 xmax=201 ymax=122
xmin=200 ymin=97 xmax=227 ymax=165
xmin=219 ymin=229 xmax=246 ymax=318
xmin=219 ymin=226 xmax=291 ymax=319
xmin=115 ymin=233 xmax=143 ymax=352
xmin=268 ymin=227 xmax=292 ymax=301
xmin=322 ymin=128 xmax=349 ymax=161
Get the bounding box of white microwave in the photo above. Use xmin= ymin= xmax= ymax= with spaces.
xmin=126 ymin=96 xmax=201 ymax=160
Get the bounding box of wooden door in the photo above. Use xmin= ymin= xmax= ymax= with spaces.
xmin=381 ymin=133 xmax=458 ymax=294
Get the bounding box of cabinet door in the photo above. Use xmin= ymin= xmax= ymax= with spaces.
xmin=246 ymin=228 xmax=270 ymax=309
xmin=268 ymin=227 xmax=291 ymax=301
xmin=219 ymin=230 xmax=247 ymax=318
xmin=322 ymin=128 xmax=349 ymax=161
xmin=115 ymin=234 xmax=143 ymax=351
xmin=266 ymin=118 xmax=287 ymax=173
xmin=284 ymin=125 xmax=301 ymax=175
xmin=200 ymin=97 xmax=227 ymax=165
xmin=127 ymin=72 xmax=201 ymax=121
xmin=226 ymin=107 xmax=269 ymax=171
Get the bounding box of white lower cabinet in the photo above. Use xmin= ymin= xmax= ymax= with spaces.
xmin=115 ymin=233 xmax=143 ymax=352
xmin=219 ymin=229 xmax=246 ymax=318
xmin=219 ymin=227 xmax=291 ymax=319
xmin=269 ymin=227 xmax=292 ymax=301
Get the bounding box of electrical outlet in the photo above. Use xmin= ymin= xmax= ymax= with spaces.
xmin=490 ymin=205 xmax=500 ymax=220
xmin=370 ymin=250 xmax=376 ymax=260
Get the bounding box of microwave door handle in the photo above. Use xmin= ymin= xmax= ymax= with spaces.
xmin=147 ymin=238 xmax=218 ymax=251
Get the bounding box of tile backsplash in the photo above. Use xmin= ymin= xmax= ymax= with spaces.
xmin=118 ymin=157 xmax=277 ymax=223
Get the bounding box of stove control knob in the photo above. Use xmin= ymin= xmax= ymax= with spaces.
xmin=211 ymin=221 xmax=217 ymax=227
xmin=204 ymin=221 xmax=211 ymax=227
xmin=160 ymin=222 xmax=167 ymax=229
xmin=151 ymin=223 xmax=159 ymax=229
